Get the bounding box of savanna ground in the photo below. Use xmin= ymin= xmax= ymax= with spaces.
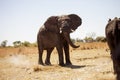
xmin=0 ymin=42 xmax=116 ymax=80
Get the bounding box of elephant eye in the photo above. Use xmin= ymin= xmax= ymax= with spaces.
xmin=65 ymin=19 xmax=71 ymax=22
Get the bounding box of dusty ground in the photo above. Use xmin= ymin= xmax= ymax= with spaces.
xmin=0 ymin=42 xmax=116 ymax=80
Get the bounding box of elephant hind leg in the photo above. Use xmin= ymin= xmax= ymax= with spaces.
xmin=38 ymin=49 xmax=44 ymax=65
xmin=112 ymin=59 xmax=120 ymax=80
xmin=45 ymin=48 xmax=54 ymax=65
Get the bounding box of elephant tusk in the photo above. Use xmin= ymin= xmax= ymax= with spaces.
xmin=60 ymin=28 xmax=62 ymax=33
xmin=71 ymin=29 xmax=75 ymax=32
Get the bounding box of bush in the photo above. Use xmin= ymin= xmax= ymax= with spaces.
xmin=22 ymin=41 xmax=31 ymax=47
xmin=13 ymin=41 xmax=22 ymax=47
xmin=84 ymin=37 xmax=94 ymax=43
xmin=0 ymin=40 xmax=7 ymax=47
xmin=95 ymin=36 xmax=106 ymax=42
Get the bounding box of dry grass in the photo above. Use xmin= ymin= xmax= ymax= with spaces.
xmin=0 ymin=42 xmax=116 ymax=80
xmin=78 ymin=42 xmax=108 ymax=50
xmin=0 ymin=42 xmax=109 ymax=57
xmin=0 ymin=47 xmax=38 ymax=57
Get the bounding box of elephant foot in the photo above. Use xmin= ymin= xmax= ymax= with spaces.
xmin=59 ymin=63 xmax=65 ymax=66
xmin=45 ymin=61 xmax=51 ymax=65
xmin=38 ymin=61 xmax=44 ymax=65
xmin=66 ymin=62 xmax=72 ymax=65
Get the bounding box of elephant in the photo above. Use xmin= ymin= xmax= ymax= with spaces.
xmin=105 ymin=17 xmax=120 ymax=80
xmin=37 ymin=14 xmax=82 ymax=66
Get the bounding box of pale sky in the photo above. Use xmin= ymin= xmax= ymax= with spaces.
xmin=0 ymin=0 xmax=120 ymax=45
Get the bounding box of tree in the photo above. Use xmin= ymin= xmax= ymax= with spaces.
xmin=76 ymin=38 xmax=83 ymax=42
xmin=13 ymin=41 xmax=22 ymax=47
xmin=22 ymin=41 xmax=31 ymax=47
xmin=95 ymin=36 xmax=106 ymax=42
xmin=1 ymin=40 xmax=8 ymax=47
xmin=86 ymin=32 xmax=96 ymax=39
xmin=84 ymin=37 xmax=94 ymax=42
xmin=84 ymin=32 xmax=96 ymax=42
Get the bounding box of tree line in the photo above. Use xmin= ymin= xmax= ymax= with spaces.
xmin=0 ymin=36 xmax=106 ymax=48
xmin=71 ymin=36 xmax=106 ymax=43
xmin=0 ymin=40 xmax=37 ymax=48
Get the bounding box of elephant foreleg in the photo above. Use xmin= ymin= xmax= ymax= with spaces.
xmin=56 ymin=45 xmax=64 ymax=66
xmin=64 ymin=42 xmax=72 ymax=65
xmin=45 ymin=48 xmax=54 ymax=65
xmin=112 ymin=57 xmax=120 ymax=80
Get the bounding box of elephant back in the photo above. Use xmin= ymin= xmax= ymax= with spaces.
xmin=44 ymin=16 xmax=60 ymax=33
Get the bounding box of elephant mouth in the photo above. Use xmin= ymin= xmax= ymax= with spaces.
xmin=63 ymin=32 xmax=79 ymax=48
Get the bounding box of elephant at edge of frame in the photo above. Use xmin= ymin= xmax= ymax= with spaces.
xmin=37 ymin=14 xmax=82 ymax=66
xmin=105 ymin=17 xmax=120 ymax=80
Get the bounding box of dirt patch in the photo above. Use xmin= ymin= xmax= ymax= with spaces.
xmin=0 ymin=42 xmax=116 ymax=80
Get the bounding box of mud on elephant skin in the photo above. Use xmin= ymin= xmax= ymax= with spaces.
xmin=105 ymin=17 xmax=120 ymax=80
xmin=37 ymin=14 xmax=82 ymax=66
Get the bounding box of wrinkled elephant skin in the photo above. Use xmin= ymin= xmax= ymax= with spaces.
xmin=105 ymin=17 xmax=120 ymax=80
xmin=37 ymin=14 xmax=82 ymax=66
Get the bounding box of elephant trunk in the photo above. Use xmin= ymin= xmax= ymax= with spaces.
xmin=63 ymin=32 xmax=80 ymax=48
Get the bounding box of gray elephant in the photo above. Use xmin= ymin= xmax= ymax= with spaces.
xmin=105 ymin=17 xmax=120 ymax=80
xmin=37 ymin=14 xmax=82 ymax=66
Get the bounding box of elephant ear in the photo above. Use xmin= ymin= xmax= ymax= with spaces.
xmin=68 ymin=14 xmax=82 ymax=30
xmin=44 ymin=16 xmax=59 ymax=33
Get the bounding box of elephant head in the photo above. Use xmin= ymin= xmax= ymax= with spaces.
xmin=44 ymin=14 xmax=82 ymax=48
